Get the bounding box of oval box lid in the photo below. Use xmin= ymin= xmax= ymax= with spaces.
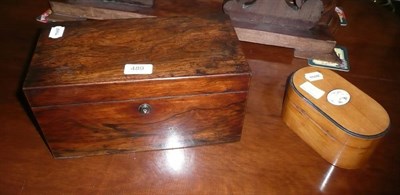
xmin=290 ymin=67 xmax=390 ymax=139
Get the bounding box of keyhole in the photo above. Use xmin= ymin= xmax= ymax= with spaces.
xmin=138 ymin=103 xmax=151 ymax=115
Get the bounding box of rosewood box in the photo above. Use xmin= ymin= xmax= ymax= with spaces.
xmin=282 ymin=67 xmax=390 ymax=169
xmin=23 ymin=15 xmax=251 ymax=158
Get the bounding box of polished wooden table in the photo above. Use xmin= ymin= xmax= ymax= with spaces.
xmin=1 ymin=0 xmax=399 ymax=194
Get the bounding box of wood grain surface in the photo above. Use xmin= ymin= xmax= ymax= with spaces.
xmin=1 ymin=0 xmax=400 ymax=194
xmin=223 ymin=0 xmax=339 ymax=61
xmin=290 ymin=67 xmax=389 ymax=137
xmin=223 ymin=0 xmax=326 ymax=28
xmin=50 ymin=1 xmax=155 ymax=20
xmin=23 ymin=15 xmax=250 ymax=157
xmin=282 ymin=67 xmax=390 ymax=169
xmin=34 ymin=92 xmax=247 ymax=158
xmin=23 ymin=15 xmax=251 ymax=107
xmin=24 ymin=16 xmax=248 ymax=87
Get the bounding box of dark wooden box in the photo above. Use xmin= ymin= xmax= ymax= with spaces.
xmin=23 ymin=15 xmax=251 ymax=158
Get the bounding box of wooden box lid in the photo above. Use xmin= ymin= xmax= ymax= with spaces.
xmin=23 ymin=15 xmax=251 ymax=107
xmin=290 ymin=67 xmax=390 ymax=139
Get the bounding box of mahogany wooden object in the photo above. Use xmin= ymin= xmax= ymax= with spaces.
xmin=282 ymin=67 xmax=390 ymax=169
xmin=223 ymin=0 xmax=339 ymax=61
xmin=23 ymin=16 xmax=251 ymax=158
xmin=1 ymin=0 xmax=400 ymax=194
xmin=67 ymin=0 xmax=155 ymax=8
xmin=49 ymin=1 xmax=154 ymax=20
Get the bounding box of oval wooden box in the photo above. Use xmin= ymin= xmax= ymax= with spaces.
xmin=23 ymin=15 xmax=251 ymax=158
xmin=282 ymin=67 xmax=390 ymax=169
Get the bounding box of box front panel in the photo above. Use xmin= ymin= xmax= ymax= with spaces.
xmin=32 ymin=92 xmax=247 ymax=158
